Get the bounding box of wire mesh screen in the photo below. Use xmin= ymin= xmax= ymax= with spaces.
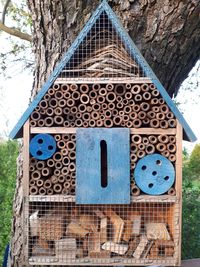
xmin=27 ymin=201 xmax=175 ymax=265
xmin=59 ymin=12 xmax=144 ymax=80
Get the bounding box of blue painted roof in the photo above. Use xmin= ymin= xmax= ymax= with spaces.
xmin=10 ymin=0 xmax=196 ymax=142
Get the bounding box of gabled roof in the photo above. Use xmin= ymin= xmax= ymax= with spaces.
xmin=10 ymin=0 xmax=196 ymax=142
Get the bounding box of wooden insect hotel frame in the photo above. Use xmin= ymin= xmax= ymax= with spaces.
xmin=10 ymin=1 xmax=196 ymax=266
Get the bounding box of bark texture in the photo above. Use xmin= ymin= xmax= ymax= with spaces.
xmin=10 ymin=0 xmax=200 ymax=266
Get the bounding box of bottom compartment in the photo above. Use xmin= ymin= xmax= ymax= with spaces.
xmin=26 ymin=201 xmax=179 ymax=266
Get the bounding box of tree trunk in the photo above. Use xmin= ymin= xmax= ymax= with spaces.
xmin=10 ymin=0 xmax=200 ymax=266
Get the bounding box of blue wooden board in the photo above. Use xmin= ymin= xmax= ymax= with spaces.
xmin=9 ymin=0 xmax=196 ymax=142
xmin=29 ymin=134 xmax=56 ymax=160
xmin=134 ymin=154 xmax=175 ymax=195
xmin=76 ymin=128 xmax=130 ymax=204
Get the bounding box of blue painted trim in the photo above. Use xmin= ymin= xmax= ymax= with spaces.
xmin=9 ymin=0 xmax=196 ymax=142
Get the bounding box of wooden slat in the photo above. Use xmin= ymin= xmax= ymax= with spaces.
xmin=23 ymin=120 xmax=30 ymax=196
xmin=54 ymin=78 xmax=152 ymax=84
xmin=31 ymin=127 xmax=176 ymax=135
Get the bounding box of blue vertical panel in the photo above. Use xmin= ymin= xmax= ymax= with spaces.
xmin=76 ymin=128 xmax=130 ymax=204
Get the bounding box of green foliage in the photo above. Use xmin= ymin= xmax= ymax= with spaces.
xmin=189 ymin=144 xmax=200 ymax=176
xmin=0 ymin=139 xmax=19 ymax=266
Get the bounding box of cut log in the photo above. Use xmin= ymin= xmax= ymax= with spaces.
xmin=102 ymin=241 xmax=128 ymax=255
xmin=104 ymin=209 xmax=124 ymax=243
xmin=79 ymin=214 xmax=98 ymax=232
xmin=88 ymin=232 xmax=101 ymax=252
xmin=29 ymin=210 xmax=39 ymax=237
xmin=55 ymin=238 xmax=76 ymax=252
xmin=133 ymin=235 xmax=148 ymax=259
xmin=130 ymin=215 xmax=141 ymax=236
xmin=143 ymin=240 xmax=154 ymax=258
xmin=146 ymin=223 xmax=171 ymax=240
xmin=66 ymin=222 xmax=89 ymax=238
xmin=122 ymin=220 xmax=132 ymax=242
xmin=126 ymin=237 xmax=140 ymax=257
xmin=100 ymin=217 xmax=107 ymax=243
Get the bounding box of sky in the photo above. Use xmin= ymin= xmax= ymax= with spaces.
xmin=0 ymin=33 xmax=199 ymax=152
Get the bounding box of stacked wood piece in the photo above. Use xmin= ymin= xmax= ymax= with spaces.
xmin=30 ymin=83 xmax=176 ymax=129
xmin=29 ymin=134 xmax=76 ymax=196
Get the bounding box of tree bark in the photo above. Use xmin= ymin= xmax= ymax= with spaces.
xmin=10 ymin=0 xmax=200 ymax=266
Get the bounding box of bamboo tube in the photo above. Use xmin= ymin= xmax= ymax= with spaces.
xmin=44 ymin=117 xmax=54 ymax=127
xmin=75 ymin=119 xmax=83 ymax=127
xmin=76 ymin=112 xmax=82 ymax=119
xmin=106 ymin=92 xmax=116 ymax=103
xmin=140 ymin=102 xmax=150 ymax=112
xmin=141 ymin=83 xmax=149 ymax=92
xmin=99 ymin=88 xmax=107 ymax=96
xmin=66 ymin=142 xmax=76 ymax=151
xmin=112 ymin=109 xmax=118 ymax=116
xmin=54 ymin=107 xmax=62 ymax=116
xmin=80 ymin=84 xmax=89 ymax=94
xmin=138 ymin=143 xmax=145 ymax=150
xmin=30 ymin=179 xmax=36 ymax=186
xmin=152 ymin=106 xmax=160 ymax=113
xmin=42 ymin=167 xmax=50 ymax=177
xmin=93 ymin=83 xmax=101 ymax=91
xmin=97 ymin=95 xmax=105 ymax=104
xmin=78 ymin=104 xmax=86 ymax=113
xmin=126 ymin=121 xmax=133 ymax=128
xmin=160 ymin=104 xmax=169 ymax=114
xmin=137 ymin=150 xmax=146 ymax=158
xmin=129 ymin=99 xmax=135 ymax=106
xmin=91 ymin=111 xmax=99 ymax=120
xmin=55 ymin=161 xmax=62 ymax=169
xmin=89 ymin=119 xmax=96 ymax=127
xmin=131 ymin=85 xmax=141 ymax=94
xmin=108 ymin=102 xmax=115 ymax=110
xmin=30 ymin=158 xmax=37 ymax=166
xmin=150 ymin=119 xmax=160 ymax=128
xmin=142 ymin=137 xmax=149 ymax=145
xmin=47 ymin=188 xmax=54 ymax=195
xmin=64 ymin=181 xmax=71 ymax=189
xmin=132 ymin=104 xmax=140 ymax=112
xmin=66 ymin=114 xmax=75 ymax=122
xmin=63 ymin=91 xmax=71 ymax=99
xmin=63 ymin=121 xmax=70 ymax=127
xmin=30 ymin=186 xmax=38 ymax=195
xmin=30 ymin=120 xmax=37 ymax=127
xmin=61 ymin=134 xmax=69 ymax=142
xmin=158 ymin=98 xmax=165 ymax=105
xmin=55 ymin=134 xmax=61 ymax=141
xmin=156 ymin=143 xmax=166 ymax=152
xmin=69 ymin=151 xmax=76 ymax=160
xmin=83 ymin=121 xmax=89 ymax=127
xmin=121 ymin=121 xmax=125 ymax=126
xmin=123 ymin=114 xmax=129 ymax=122
xmin=43 ymin=179 xmax=52 ymax=189
xmin=62 ymin=156 xmax=70 ymax=166
xmin=134 ymin=94 xmax=142 ymax=102
xmin=104 ymin=110 xmax=112 ymax=118
xmin=145 ymin=144 xmax=155 ymax=154
xmin=71 ymin=172 xmax=76 ymax=179
xmin=97 ymin=120 xmax=103 ymax=127
xmin=151 ymin=89 xmax=159 ymax=97
xmin=114 ymin=84 xmax=126 ymax=95
xmin=126 ymin=83 xmax=132 ymax=89
xmin=70 ymin=84 xmax=78 ymax=91
xmin=160 ymin=120 xmax=169 ymax=129
xmin=53 ymin=152 xmax=62 ymax=162
xmin=36 ymin=179 xmax=44 ymax=187
xmin=151 ymin=98 xmax=159 ymax=105
xmin=116 ymin=95 xmax=123 ymax=102
xmin=63 ymin=107 xmax=70 ymax=115
xmin=58 ymin=99 xmax=67 ymax=108
xmin=167 ymin=143 xmax=176 ymax=153
xmin=147 ymin=111 xmax=156 ymax=119
xmin=168 ymin=187 xmax=176 ymax=196
xmin=90 ymin=99 xmax=96 ymax=105
xmin=61 ymin=84 xmax=70 ymax=92
xmin=69 ymin=187 xmax=76 ymax=195
xmin=125 ymin=92 xmax=132 ymax=100
xmin=143 ymin=118 xmax=150 ymax=125
xmin=55 ymin=91 xmax=63 ymax=100
xmin=169 ymin=136 xmax=176 ymax=144
xmin=113 ymin=116 xmax=122 ymax=125
xmin=40 ymin=109 xmax=45 ymax=115
xmin=31 ymin=111 xmax=41 ymax=121
xmin=168 ymin=119 xmax=177 ymax=128
xmin=89 ymin=90 xmax=97 ymax=99
xmin=133 ymin=119 xmax=142 ymax=128
xmin=36 ymin=161 xmax=45 ymax=170
xmin=93 ymin=103 xmax=101 ymax=111
xmin=138 ymin=111 xmax=146 ymax=120
xmin=39 ymin=100 xmax=48 ymax=109
xmin=130 ymin=112 xmax=137 ymax=120
xmin=38 ymin=119 xmax=45 ymax=127
xmin=48 ymin=88 xmax=55 ymax=95
xmin=66 ymin=98 xmax=75 ymax=107
xmin=116 ymin=102 xmax=123 ymax=109
xmin=80 ymin=94 xmax=89 ymax=104
xmin=66 ymin=175 xmax=71 ymax=182
xmin=53 ymin=183 xmax=62 ymax=193
xmin=47 ymin=159 xmax=55 ymax=168
xmin=158 ymin=135 xmax=169 ymax=144
xmin=131 ymin=163 xmax=136 ymax=170
xmin=49 ymin=98 xmax=58 ymax=108
xmin=61 ymin=167 xmax=69 ymax=176
xmin=143 ymin=92 xmax=151 ymax=101
xmin=70 ymin=179 xmax=76 ymax=187
xmin=57 ymin=140 xmax=65 ymax=149
xmin=61 ymin=148 xmax=68 ymax=156
xmin=29 ymin=165 xmax=35 ymax=172
xmin=124 ymin=106 xmax=132 ymax=114
xmin=156 ymin=113 xmax=165 ymax=120
xmin=131 ymin=153 xmax=138 ymax=163
xmin=131 ymin=185 xmax=141 ymax=196
xmin=104 ymin=119 xmax=113 ymax=128
xmin=161 ymin=150 xmax=170 ymax=157
xmin=106 ymin=83 xmax=114 ymax=91
xmin=62 ymin=188 xmax=69 ymax=194
xmin=149 ymin=135 xmax=157 ymax=144
xmin=53 ymin=84 xmax=60 ymax=91
xmin=132 ymin=135 xmax=142 ymax=144
xmin=83 ymin=112 xmax=91 ymax=121
xmin=31 ymin=170 xmax=41 ymax=180
xmin=123 ymin=99 xmax=129 ymax=106
xmin=119 ymin=110 xmax=124 ymax=117
xmin=51 ymin=175 xmax=58 ymax=184
xmin=149 ymin=83 xmax=156 ymax=90
xmin=39 ymin=187 xmax=46 ymax=195
xmin=131 ymin=143 xmax=138 ymax=153
xmin=166 ymin=112 xmax=174 ymax=119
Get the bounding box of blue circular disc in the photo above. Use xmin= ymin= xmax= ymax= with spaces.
xmin=134 ymin=154 xmax=175 ymax=195
xmin=30 ymin=134 xmax=56 ymax=160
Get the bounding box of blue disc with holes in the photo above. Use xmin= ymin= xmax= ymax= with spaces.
xmin=134 ymin=154 xmax=175 ymax=195
xmin=30 ymin=134 xmax=56 ymax=160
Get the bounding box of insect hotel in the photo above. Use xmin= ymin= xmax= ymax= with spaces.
xmin=10 ymin=1 xmax=196 ymax=266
